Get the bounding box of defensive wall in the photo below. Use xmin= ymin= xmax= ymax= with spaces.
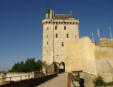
xmin=65 ymin=37 xmax=113 ymax=83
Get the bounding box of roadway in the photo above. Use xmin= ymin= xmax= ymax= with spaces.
xmin=36 ymin=73 xmax=67 ymax=87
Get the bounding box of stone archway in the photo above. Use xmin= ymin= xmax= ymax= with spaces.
xmin=59 ymin=62 xmax=65 ymax=73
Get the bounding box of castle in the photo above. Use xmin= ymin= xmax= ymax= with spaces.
xmin=42 ymin=9 xmax=79 ymax=65
xmin=42 ymin=9 xmax=113 ymax=83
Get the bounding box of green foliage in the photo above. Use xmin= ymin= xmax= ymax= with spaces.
xmin=35 ymin=60 xmax=43 ymax=71
xmin=93 ymin=76 xmax=105 ymax=86
xmin=94 ymin=76 xmax=113 ymax=86
xmin=9 ymin=58 xmax=44 ymax=72
xmin=105 ymin=81 xmax=113 ymax=86
xmin=42 ymin=61 xmax=48 ymax=68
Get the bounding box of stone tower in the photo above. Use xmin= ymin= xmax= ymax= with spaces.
xmin=42 ymin=9 xmax=79 ymax=65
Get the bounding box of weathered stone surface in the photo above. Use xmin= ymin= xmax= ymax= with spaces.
xmin=36 ymin=73 xmax=67 ymax=87
xmin=95 ymin=46 xmax=113 ymax=82
xmin=42 ymin=9 xmax=79 ymax=65
xmin=80 ymin=72 xmax=96 ymax=87
xmin=42 ymin=9 xmax=113 ymax=83
xmin=64 ymin=37 xmax=96 ymax=74
xmin=97 ymin=38 xmax=113 ymax=47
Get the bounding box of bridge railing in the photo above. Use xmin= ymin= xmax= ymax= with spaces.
xmin=0 ymin=72 xmax=57 ymax=87
xmin=0 ymin=74 xmax=33 ymax=82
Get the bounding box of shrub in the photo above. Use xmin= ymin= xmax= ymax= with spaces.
xmin=106 ymin=81 xmax=113 ymax=85
xmin=9 ymin=58 xmax=43 ymax=72
xmin=93 ymin=76 xmax=105 ymax=86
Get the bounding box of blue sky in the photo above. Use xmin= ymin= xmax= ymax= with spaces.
xmin=0 ymin=0 xmax=113 ymax=71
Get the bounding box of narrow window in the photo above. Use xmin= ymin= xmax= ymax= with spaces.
xmin=62 ymin=42 xmax=64 ymax=47
xmin=56 ymin=34 xmax=58 ymax=38
xmin=47 ymin=27 xmax=49 ymax=30
xmin=64 ymin=26 xmax=66 ymax=30
xmin=67 ymin=34 xmax=69 ymax=38
xmin=47 ymin=35 xmax=48 ymax=38
xmin=55 ymin=26 xmax=57 ymax=30
xmin=47 ymin=42 xmax=48 ymax=45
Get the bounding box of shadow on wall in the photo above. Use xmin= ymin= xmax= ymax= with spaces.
xmin=59 ymin=62 xmax=65 ymax=73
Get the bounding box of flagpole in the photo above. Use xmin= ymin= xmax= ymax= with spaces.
xmin=109 ymin=26 xmax=112 ymax=38
xmin=97 ymin=27 xmax=100 ymax=40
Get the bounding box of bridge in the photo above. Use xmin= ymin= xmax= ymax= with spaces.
xmin=0 ymin=73 xmax=68 ymax=87
xmin=37 ymin=73 xmax=67 ymax=87
xmin=0 ymin=72 xmax=92 ymax=87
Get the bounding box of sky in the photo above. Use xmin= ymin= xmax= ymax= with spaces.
xmin=0 ymin=0 xmax=113 ymax=71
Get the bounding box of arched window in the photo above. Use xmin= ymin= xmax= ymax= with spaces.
xmin=47 ymin=27 xmax=49 ymax=30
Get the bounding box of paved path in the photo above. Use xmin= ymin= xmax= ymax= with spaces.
xmin=36 ymin=73 xmax=67 ymax=87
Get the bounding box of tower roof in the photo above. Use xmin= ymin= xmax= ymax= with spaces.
xmin=54 ymin=14 xmax=75 ymax=19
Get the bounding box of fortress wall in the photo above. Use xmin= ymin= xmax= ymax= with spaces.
xmin=95 ymin=46 xmax=113 ymax=82
xmin=95 ymin=46 xmax=113 ymax=74
xmin=64 ymin=39 xmax=83 ymax=72
xmin=65 ymin=37 xmax=96 ymax=74
xmin=95 ymin=46 xmax=113 ymax=59
xmin=97 ymin=38 xmax=113 ymax=47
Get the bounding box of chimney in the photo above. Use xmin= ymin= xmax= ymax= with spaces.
xmin=50 ymin=9 xmax=54 ymax=19
xmin=46 ymin=9 xmax=50 ymax=19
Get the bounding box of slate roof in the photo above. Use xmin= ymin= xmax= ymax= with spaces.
xmin=54 ymin=14 xmax=75 ymax=19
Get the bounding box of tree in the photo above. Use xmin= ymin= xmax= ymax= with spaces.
xmin=24 ymin=58 xmax=36 ymax=72
xmin=35 ymin=60 xmax=43 ymax=71
xmin=9 ymin=58 xmax=43 ymax=72
xmin=9 ymin=61 xmax=23 ymax=72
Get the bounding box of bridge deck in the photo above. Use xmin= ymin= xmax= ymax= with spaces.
xmin=36 ymin=73 xmax=67 ymax=87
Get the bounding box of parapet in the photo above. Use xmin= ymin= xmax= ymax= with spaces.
xmin=96 ymin=38 xmax=113 ymax=47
